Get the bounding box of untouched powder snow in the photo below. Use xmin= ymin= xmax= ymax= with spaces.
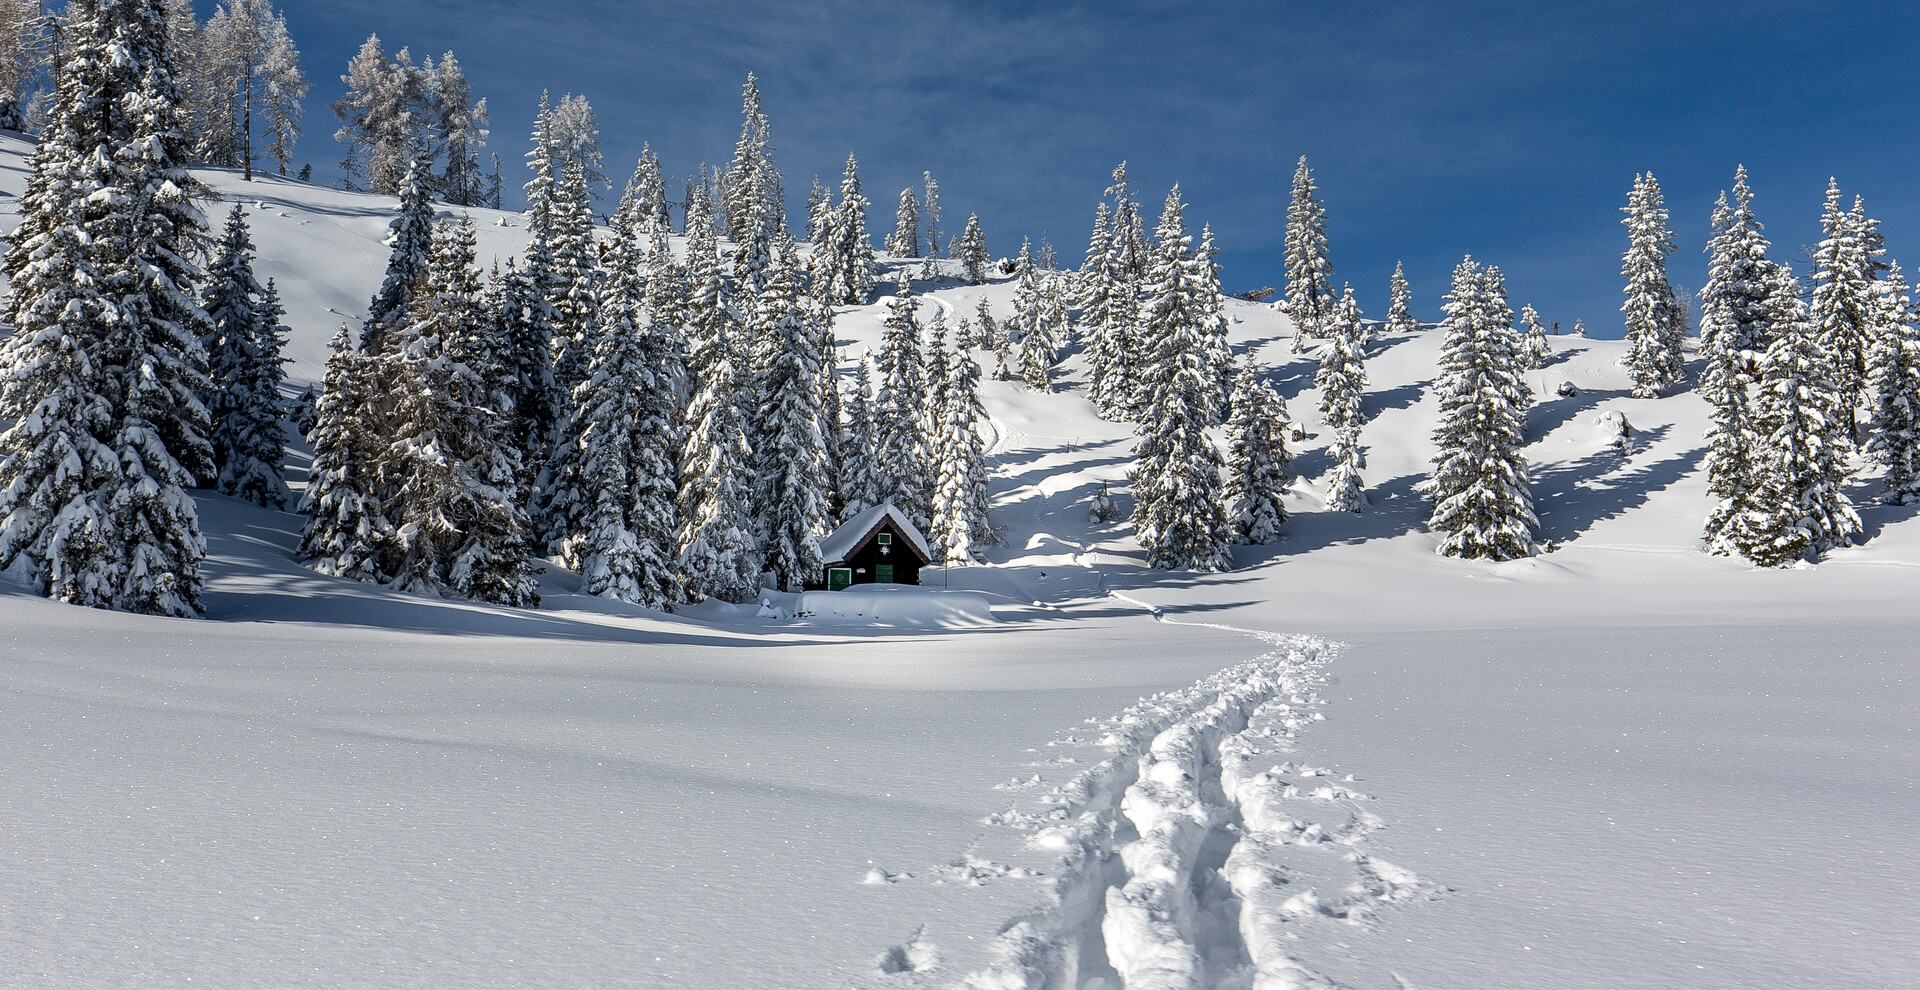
xmin=1 ymin=133 xmax=1916 ymax=988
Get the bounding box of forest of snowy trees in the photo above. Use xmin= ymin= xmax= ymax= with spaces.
xmin=3 ymin=1 xmax=1918 ymax=620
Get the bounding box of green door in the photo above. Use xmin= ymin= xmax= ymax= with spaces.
xmin=828 ymin=568 xmax=852 ymax=591
xmin=875 ymin=563 xmax=894 ymax=584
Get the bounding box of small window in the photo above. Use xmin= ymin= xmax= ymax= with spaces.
xmin=877 ymin=533 xmax=892 ymax=546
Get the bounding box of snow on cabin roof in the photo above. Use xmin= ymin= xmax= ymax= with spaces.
xmin=819 ymin=502 xmax=933 ymax=565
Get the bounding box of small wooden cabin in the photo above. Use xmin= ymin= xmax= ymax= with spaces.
xmin=811 ymin=503 xmax=934 ymax=590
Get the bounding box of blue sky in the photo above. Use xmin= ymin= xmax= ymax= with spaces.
xmin=274 ymin=0 xmax=1920 ymax=337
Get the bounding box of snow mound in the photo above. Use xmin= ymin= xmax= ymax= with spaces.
xmin=794 ymin=586 xmax=998 ymax=627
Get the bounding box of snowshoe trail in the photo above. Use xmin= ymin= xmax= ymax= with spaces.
xmin=954 ymin=632 xmax=1436 ymax=990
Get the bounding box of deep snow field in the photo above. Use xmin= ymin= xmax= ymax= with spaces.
xmin=1 ymin=132 xmax=1915 ymax=989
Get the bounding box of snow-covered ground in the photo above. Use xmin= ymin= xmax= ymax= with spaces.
xmin=2 ymin=132 xmax=1915 ymax=988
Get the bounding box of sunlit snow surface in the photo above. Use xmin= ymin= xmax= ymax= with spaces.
xmin=1 ymin=133 xmax=1915 ymax=989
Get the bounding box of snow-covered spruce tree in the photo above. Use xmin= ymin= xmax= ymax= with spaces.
xmin=634 ymin=143 xmax=672 ymax=238
xmin=1011 ymin=238 xmax=1053 ymax=391
xmin=569 ymin=218 xmax=681 ymax=607
xmin=1224 ymin=361 xmax=1291 ymax=544
xmin=957 ymin=212 xmax=989 ymax=285
xmin=379 ymin=216 xmax=540 ymax=605
xmin=495 ymin=255 xmax=558 ymax=490
xmin=676 ymin=320 xmax=762 ymax=605
xmin=297 ymin=326 xmax=391 ymax=580
xmin=805 ymin=176 xmax=829 ymax=242
xmin=1517 ymin=303 xmax=1551 ymax=370
xmin=723 ymin=73 xmax=780 ymax=249
xmin=836 ymin=354 xmax=884 ymax=523
xmin=749 ymin=233 xmax=832 ymax=592
xmin=1129 ymin=185 xmax=1232 ymax=571
xmin=546 ymin=160 xmax=600 ymax=396
xmin=94 ymin=0 xmax=221 ymax=615
xmin=1737 ymin=263 xmax=1861 ymax=565
xmin=874 ymin=284 xmax=932 ymax=527
xmin=1699 ymin=169 xmax=1786 ymax=555
xmin=1078 ymin=201 xmax=1114 ymax=364
xmin=1318 ymin=285 xmax=1369 ymax=512
xmin=201 ymin=204 xmax=288 ymax=507
xmin=1197 ymin=223 xmax=1232 ymax=404
xmin=1809 ymin=180 xmax=1883 ymax=440
xmin=822 ymin=154 xmax=875 ymax=305
xmin=1428 ymin=257 xmax=1536 ymax=560
xmin=921 ymin=172 xmax=942 ymax=260
xmin=1284 ymin=155 xmax=1335 ymax=354
xmin=1867 ymin=262 xmax=1920 ymax=503
xmin=0 ymin=7 xmax=127 ymax=609
xmin=363 ymin=156 xmax=435 ymax=353
xmin=887 ymin=186 xmax=919 ymax=258
xmin=1619 ymin=172 xmax=1687 ymax=397
xmin=1103 ymin=164 xmax=1154 ymax=418
xmin=931 ymin=337 xmax=992 ymax=562
xmin=924 ymin=310 xmax=952 ymax=455
xmin=973 ymin=297 xmax=999 ymax=354
xmin=1385 ymin=260 xmax=1418 ymax=336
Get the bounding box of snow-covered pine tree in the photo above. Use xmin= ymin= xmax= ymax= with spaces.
xmin=1619 ymin=172 xmax=1687 ymax=397
xmin=201 ymin=204 xmax=289 ymax=507
xmin=1867 ymin=262 xmax=1920 ymax=503
xmin=1700 ymin=168 xmax=1787 ymax=555
xmin=379 ymin=216 xmax=539 ymax=604
xmin=363 ymin=156 xmax=435 ymax=353
xmin=1318 ymin=285 xmax=1369 ymax=512
xmin=1428 ymin=257 xmax=1536 ymax=560
xmin=427 ymin=50 xmax=487 ymax=204
xmin=297 ymin=326 xmax=392 ymax=580
xmin=820 ymin=155 xmax=875 ymax=305
xmin=570 ymin=216 xmax=680 ymax=607
xmin=1385 ymin=260 xmax=1418 ymax=336
xmin=836 ymin=354 xmax=883 ymax=523
xmin=1517 ymin=303 xmax=1552 ymax=370
xmin=1737 ymin=260 xmax=1861 ymax=565
xmin=1284 ymin=155 xmax=1335 ymax=354
xmin=546 ymin=160 xmax=600 ymax=395
xmin=1224 ymin=361 xmax=1291 ymax=543
xmin=887 ymin=186 xmax=919 ymax=258
xmin=931 ymin=336 xmax=992 ymax=562
xmin=957 ymin=212 xmax=989 ymax=285
xmin=1808 ymin=180 xmax=1883 ymax=440
xmin=874 ymin=284 xmax=932 ymax=527
xmin=1129 ymin=185 xmax=1232 ymax=571
xmin=748 ymin=232 xmax=832 ymax=592
xmin=329 ymin=34 xmax=427 ymax=194
xmin=676 ymin=320 xmax=762 ymax=605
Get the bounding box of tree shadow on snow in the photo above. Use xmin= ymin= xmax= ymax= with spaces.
xmin=1530 ymin=433 xmax=1702 ymax=545
xmin=1365 ymin=380 xmax=1429 ymax=416
xmin=1846 ymin=475 xmax=1920 ymax=546
xmin=1528 ymin=384 xmax=1633 ymax=441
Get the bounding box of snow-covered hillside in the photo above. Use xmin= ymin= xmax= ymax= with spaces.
xmin=2 ymin=134 xmax=1915 ymax=989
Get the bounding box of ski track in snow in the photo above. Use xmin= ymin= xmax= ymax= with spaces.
xmin=940 ymin=608 xmax=1437 ymax=990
